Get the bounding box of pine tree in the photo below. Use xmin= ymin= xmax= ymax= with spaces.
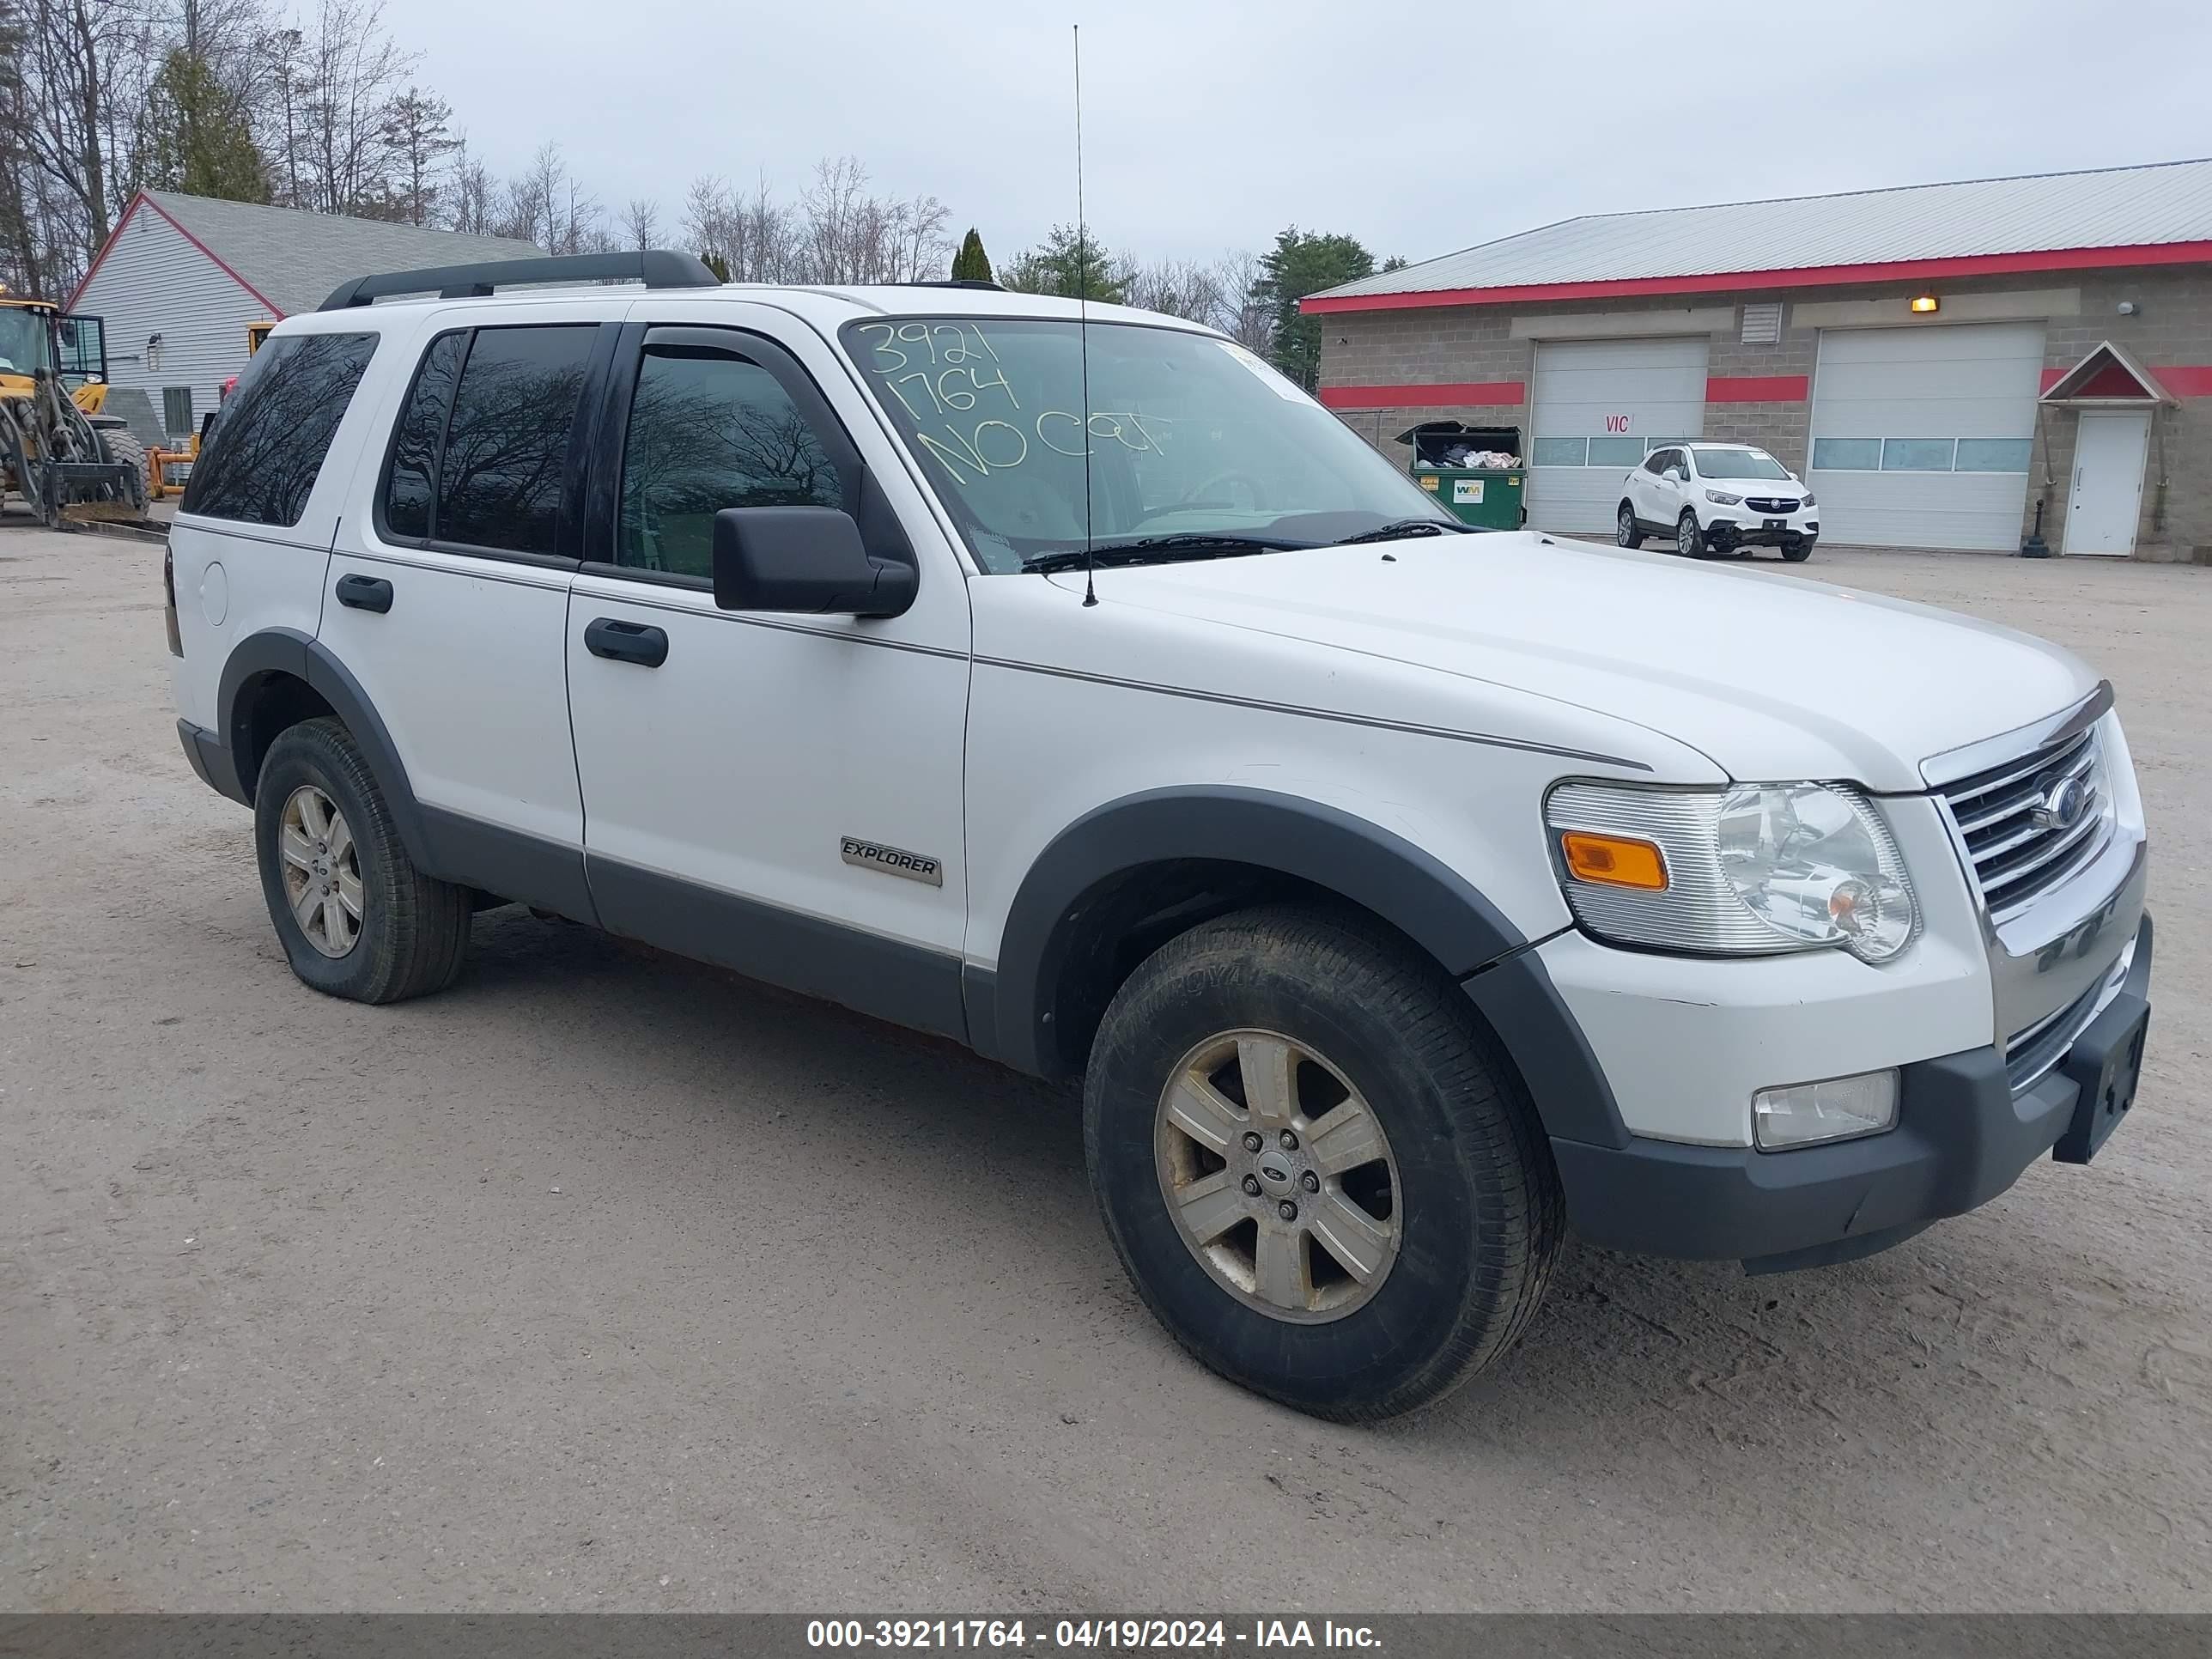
xmin=144 ymin=51 xmax=270 ymax=205
xmin=699 ymin=249 xmax=731 ymax=282
xmin=950 ymin=228 xmax=994 ymax=284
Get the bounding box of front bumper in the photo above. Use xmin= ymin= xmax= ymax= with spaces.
xmin=1547 ymin=913 xmax=2152 ymax=1271
xmin=1703 ymin=504 xmax=1818 ymax=547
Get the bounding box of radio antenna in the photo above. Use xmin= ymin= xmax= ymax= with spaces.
xmin=1074 ymin=23 xmax=1097 ymax=608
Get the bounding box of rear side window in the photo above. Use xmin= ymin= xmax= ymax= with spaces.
xmin=379 ymin=324 xmax=597 ymax=556
xmin=182 ymin=331 xmax=377 ymax=526
xmin=439 ymin=325 xmax=596 ymax=555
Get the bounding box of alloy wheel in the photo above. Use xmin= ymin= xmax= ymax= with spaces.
xmin=278 ymin=784 xmax=363 ymax=958
xmin=1154 ymin=1030 xmax=1402 ymax=1323
xmin=1678 ymin=514 xmax=1701 ymax=556
xmin=1617 ymin=505 xmax=1636 ymax=546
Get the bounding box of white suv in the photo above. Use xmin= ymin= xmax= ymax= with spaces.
xmin=165 ymin=252 xmax=2152 ymax=1420
xmin=1619 ymin=441 xmax=1820 ymax=560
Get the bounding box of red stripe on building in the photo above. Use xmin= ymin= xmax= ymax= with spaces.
xmin=1300 ymin=241 xmax=2212 ymax=314
xmin=1317 ymin=380 xmax=1526 ymax=409
xmin=2039 ymin=368 xmax=2066 ymax=392
xmin=1705 ymin=374 xmax=1808 ymax=402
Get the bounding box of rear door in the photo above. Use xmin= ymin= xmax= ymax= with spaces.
xmin=564 ymin=307 xmax=973 ymax=1036
xmin=321 ymin=307 xmax=617 ymax=917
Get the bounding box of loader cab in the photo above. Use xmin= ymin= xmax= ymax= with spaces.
xmin=0 ymin=300 xmax=58 ymax=382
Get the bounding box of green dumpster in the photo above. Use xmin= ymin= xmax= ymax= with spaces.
xmin=1399 ymin=422 xmax=1527 ymax=530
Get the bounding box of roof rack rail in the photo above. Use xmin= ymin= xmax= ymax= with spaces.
xmin=901 ymin=278 xmax=1006 ymax=292
xmin=318 ymin=249 xmax=722 ymax=313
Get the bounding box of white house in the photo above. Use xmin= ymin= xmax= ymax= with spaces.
xmin=70 ymin=190 xmax=540 ymax=441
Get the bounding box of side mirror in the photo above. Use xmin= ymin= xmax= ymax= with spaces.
xmin=712 ymin=506 xmax=917 ymax=617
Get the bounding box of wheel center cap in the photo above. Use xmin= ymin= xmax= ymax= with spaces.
xmin=1255 ymin=1158 xmax=1296 ymax=1194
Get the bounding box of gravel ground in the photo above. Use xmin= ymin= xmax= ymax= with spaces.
xmin=1 ymin=526 xmax=2207 ymax=1613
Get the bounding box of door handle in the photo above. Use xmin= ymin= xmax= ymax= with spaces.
xmin=584 ymin=617 xmax=669 ymax=667
xmin=334 ymin=574 xmax=392 ymax=613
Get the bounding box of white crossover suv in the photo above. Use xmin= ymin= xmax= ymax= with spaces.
xmin=1619 ymin=441 xmax=1820 ymax=560
xmin=166 ymin=252 xmax=2151 ymax=1421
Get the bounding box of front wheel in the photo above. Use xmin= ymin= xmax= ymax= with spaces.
xmin=1782 ymin=538 xmax=1815 ymax=562
xmin=1615 ymin=502 xmax=1643 ymax=548
xmin=1083 ymin=905 xmax=1563 ymax=1420
xmin=1675 ymin=509 xmax=1707 ymax=558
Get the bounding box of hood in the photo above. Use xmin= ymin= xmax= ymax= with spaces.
xmin=1058 ymin=532 xmax=2098 ymax=792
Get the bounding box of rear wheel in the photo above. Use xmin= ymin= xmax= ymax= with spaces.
xmin=1084 ymin=904 xmax=1563 ymax=1421
xmin=1615 ymin=502 xmax=1643 ymax=548
xmin=1675 ymin=509 xmax=1706 ymax=558
xmin=253 ymin=717 xmax=471 ymax=1003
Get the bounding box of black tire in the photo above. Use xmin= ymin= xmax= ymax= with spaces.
xmin=96 ymin=427 xmax=149 ymax=513
xmin=1782 ymin=538 xmax=1814 ymax=562
xmin=1083 ymin=903 xmax=1564 ymax=1421
xmin=1615 ymin=501 xmax=1643 ymax=548
xmin=1674 ymin=508 xmax=1707 ymax=558
xmin=253 ymin=717 xmax=471 ymax=1004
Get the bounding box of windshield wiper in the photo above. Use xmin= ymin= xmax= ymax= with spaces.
xmin=1334 ymin=518 xmax=1481 ymax=545
xmin=1021 ymin=532 xmax=1311 ymax=574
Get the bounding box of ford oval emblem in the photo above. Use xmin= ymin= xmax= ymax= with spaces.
xmin=2030 ymin=773 xmax=2093 ymax=833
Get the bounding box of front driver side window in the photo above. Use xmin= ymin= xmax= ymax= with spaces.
xmin=616 ymin=345 xmax=848 ymax=580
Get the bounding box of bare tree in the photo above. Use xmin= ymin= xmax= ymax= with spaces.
xmin=292 ymin=0 xmax=416 ymax=217
xmin=445 ymin=128 xmax=494 ymax=234
xmin=380 ymin=83 xmax=453 ymax=224
xmin=619 ymin=195 xmax=659 ymax=252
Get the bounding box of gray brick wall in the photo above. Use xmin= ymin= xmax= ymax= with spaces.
xmin=1316 ymin=265 xmax=2212 ymax=559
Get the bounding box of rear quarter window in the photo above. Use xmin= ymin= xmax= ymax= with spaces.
xmin=180 ymin=331 xmax=380 ymax=527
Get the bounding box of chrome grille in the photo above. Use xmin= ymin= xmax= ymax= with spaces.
xmin=2004 ymin=944 xmax=2130 ymax=1094
xmin=1938 ymin=724 xmax=2111 ymax=920
xmin=1744 ymin=496 xmax=1801 ymax=514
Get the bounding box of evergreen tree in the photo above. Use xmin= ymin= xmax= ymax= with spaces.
xmin=950 ymin=227 xmax=994 ymax=283
xmin=1000 ymin=223 xmax=1127 ymax=304
xmin=1249 ymin=227 xmax=1377 ymax=391
xmin=699 ymin=249 xmax=731 ymax=282
xmin=144 ymin=50 xmax=270 ymax=204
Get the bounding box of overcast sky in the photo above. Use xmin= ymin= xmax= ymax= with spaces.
xmin=379 ymin=0 xmax=2212 ymax=270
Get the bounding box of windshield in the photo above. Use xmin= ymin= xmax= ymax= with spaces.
xmin=0 ymin=307 xmax=53 ymax=377
xmin=840 ymin=317 xmax=1459 ymax=571
xmin=1691 ymin=446 xmax=1790 ymax=481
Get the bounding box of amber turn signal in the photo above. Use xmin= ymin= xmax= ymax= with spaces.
xmin=1559 ymin=830 xmax=1668 ymax=891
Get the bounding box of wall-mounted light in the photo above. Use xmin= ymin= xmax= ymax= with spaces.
xmin=1909 ymin=295 xmax=1940 ymax=314
xmin=2118 ymin=301 xmax=2138 ymax=316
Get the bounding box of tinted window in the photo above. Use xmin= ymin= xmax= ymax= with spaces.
xmin=182 ymin=332 xmax=377 ymax=526
xmin=434 ymin=325 xmax=597 ymax=556
xmin=617 ymin=347 xmax=847 ymax=580
xmin=382 ymin=331 xmax=467 ymax=540
xmin=1640 ymin=451 xmax=1671 ymax=475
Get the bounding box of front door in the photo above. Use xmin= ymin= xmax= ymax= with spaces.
xmin=2063 ymin=411 xmax=2151 ymax=556
xmin=565 ymin=313 xmax=973 ymax=1038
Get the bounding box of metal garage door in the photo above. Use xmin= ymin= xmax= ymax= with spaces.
xmin=1528 ymin=337 xmax=1709 ymax=534
xmin=1808 ymin=323 xmax=2044 ymax=550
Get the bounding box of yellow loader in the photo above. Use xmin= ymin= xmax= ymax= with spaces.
xmin=0 ymin=290 xmax=149 ymax=526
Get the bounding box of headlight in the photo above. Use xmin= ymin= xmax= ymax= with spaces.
xmin=1546 ymin=781 xmax=1918 ymax=963
xmin=1705 ymin=489 xmax=1742 ymax=506
xmin=1800 ymin=490 xmax=1816 ymax=507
